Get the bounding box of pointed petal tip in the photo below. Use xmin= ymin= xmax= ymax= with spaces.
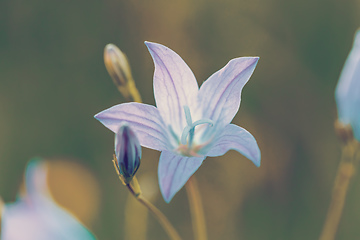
xmin=144 ymin=41 xmax=174 ymax=55
xmin=228 ymin=56 xmax=259 ymax=69
xmin=250 ymin=56 xmax=260 ymax=65
xmin=144 ymin=41 xmax=159 ymax=49
xmin=354 ymin=30 xmax=360 ymax=46
xmin=244 ymin=149 xmax=261 ymax=168
xmin=93 ymin=112 xmax=103 ymax=122
xmin=252 ymin=57 xmax=259 ymax=69
xmin=161 ymin=187 xmax=176 ymax=203
xmin=158 ymin=152 xmax=204 ymax=203
xmin=144 ymin=41 xmax=159 ymax=57
xmin=252 ymin=146 xmax=261 ymax=167
xmin=254 ymin=158 xmax=261 ymax=168
xmin=163 ymin=194 xmax=172 ymax=203
xmin=93 ymin=109 xmax=109 ymax=122
xmin=250 ymin=147 xmax=261 ymax=168
xmin=159 ymin=182 xmax=173 ymax=203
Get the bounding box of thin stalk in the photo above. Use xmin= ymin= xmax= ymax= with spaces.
xmin=319 ymin=143 xmax=357 ymax=240
xmin=127 ymin=80 xmax=142 ymax=103
xmin=185 ymin=177 xmax=208 ymax=240
xmin=112 ymin=160 xmax=181 ymax=240
xmin=124 ymin=193 xmax=149 ymax=240
xmin=126 ymin=182 xmax=182 ymax=240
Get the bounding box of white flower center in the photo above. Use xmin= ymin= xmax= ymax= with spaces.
xmin=176 ymin=106 xmax=213 ymax=156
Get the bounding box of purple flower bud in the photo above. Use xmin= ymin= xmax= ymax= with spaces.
xmin=115 ymin=123 xmax=141 ymax=184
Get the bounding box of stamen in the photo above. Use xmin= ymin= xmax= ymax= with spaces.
xmin=183 ymin=105 xmax=193 ymax=126
xmin=192 ymin=119 xmax=214 ymax=128
xmin=181 ymin=125 xmax=192 ymax=145
xmin=188 ymin=128 xmax=195 ymax=147
xmin=180 ymin=106 xmax=214 ymax=147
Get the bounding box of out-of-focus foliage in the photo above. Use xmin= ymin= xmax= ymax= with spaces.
xmin=0 ymin=0 xmax=360 ymax=239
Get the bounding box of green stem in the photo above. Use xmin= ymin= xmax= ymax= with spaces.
xmin=185 ymin=177 xmax=208 ymax=240
xmin=127 ymin=80 xmax=142 ymax=103
xmin=319 ymin=143 xmax=357 ymax=240
xmin=126 ymin=181 xmax=182 ymax=240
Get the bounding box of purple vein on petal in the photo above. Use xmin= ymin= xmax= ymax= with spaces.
xmin=100 ymin=109 xmax=168 ymax=139
xmin=145 ymin=42 xmax=199 ymax=133
xmin=146 ymin=43 xmax=184 ymax=131
xmin=199 ymin=57 xmax=258 ymax=127
xmin=207 ymin=68 xmax=244 ymax=120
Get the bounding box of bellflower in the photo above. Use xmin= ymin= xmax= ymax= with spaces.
xmin=1 ymin=159 xmax=96 ymax=240
xmin=114 ymin=123 xmax=142 ymax=184
xmin=95 ymin=42 xmax=261 ymax=202
xmin=335 ymin=30 xmax=360 ymax=141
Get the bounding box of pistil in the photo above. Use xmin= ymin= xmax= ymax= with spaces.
xmin=180 ymin=106 xmax=213 ymax=151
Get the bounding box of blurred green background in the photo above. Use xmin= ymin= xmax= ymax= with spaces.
xmin=1 ymin=0 xmax=360 ymax=239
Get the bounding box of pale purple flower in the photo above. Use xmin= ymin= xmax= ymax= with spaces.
xmin=335 ymin=30 xmax=360 ymax=141
xmin=1 ymin=159 xmax=96 ymax=240
xmin=95 ymin=42 xmax=261 ymax=202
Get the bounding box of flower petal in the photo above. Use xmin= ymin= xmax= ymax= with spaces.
xmin=158 ymin=151 xmax=205 ymax=203
xmin=206 ymin=124 xmax=261 ymax=167
xmin=95 ymin=102 xmax=171 ymax=151
xmin=145 ymin=41 xmax=199 ymax=135
xmin=2 ymin=200 xmax=96 ymax=240
xmin=1 ymin=159 xmax=96 ymax=240
xmin=24 ymin=159 xmax=49 ymax=200
xmin=198 ymin=57 xmax=259 ymax=130
xmin=335 ymin=30 xmax=360 ymax=140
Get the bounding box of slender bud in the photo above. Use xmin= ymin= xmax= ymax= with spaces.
xmin=335 ymin=30 xmax=360 ymax=142
xmin=114 ymin=123 xmax=141 ymax=184
xmin=104 ymin=44 xmax=134 ymax=99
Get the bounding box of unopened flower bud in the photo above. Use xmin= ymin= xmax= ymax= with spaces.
xmin=104 ymin=44 xmax=133 ymax=99
xmin=335 ymin=30 xmax=360 ymax=142
xmin=114 ymin=123 xmax=141 ymax=184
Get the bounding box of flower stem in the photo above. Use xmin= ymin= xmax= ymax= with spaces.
xmin=185 ymin=176 xmax=208 ymax=240
xmin=126 ymin=179 xmax=182 ymax=240
xmin=124 ymin=193 xmax=149 ymax=240
xmin=112 ymin=159 xmax=181 ymax=239
xmin=127 ymin=80 xmax=142 ymax=103
xmin=319 ymin=141 xmax=358 ymax=240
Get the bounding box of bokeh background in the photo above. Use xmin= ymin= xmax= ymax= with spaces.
xmin=1 ymin=0 xmax=360 ymax=239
